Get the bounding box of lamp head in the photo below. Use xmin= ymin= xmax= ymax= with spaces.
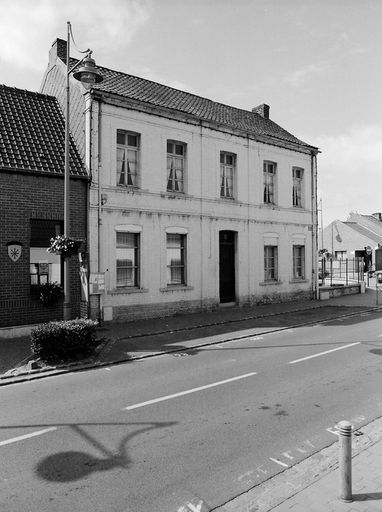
xmin=73 ymin=56 xmax=103 ymax=85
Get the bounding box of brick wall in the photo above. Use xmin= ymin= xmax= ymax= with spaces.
xmin=0 ymin=171 xmax=88 ymax=327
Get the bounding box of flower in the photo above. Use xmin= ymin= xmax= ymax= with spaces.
xmin=47 ymin=235 xmax=83 ymax=257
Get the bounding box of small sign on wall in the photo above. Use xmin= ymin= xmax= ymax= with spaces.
xmin=89 ymin=272 xmax=105 ymax=295
xmin=7 ymin=241 xmax=23 ymax=262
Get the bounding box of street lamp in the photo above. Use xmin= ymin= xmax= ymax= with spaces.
xmin=64 ymin=21 xmax=103 ymax=320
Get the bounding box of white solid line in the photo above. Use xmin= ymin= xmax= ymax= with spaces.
xmin=0 ymin=427 xmax=57 ymax=447
xmin=123 ymin=372 xmax=257 ymax=410
xmin=288 ymin=342 xmax=360 ymax=365
xmin=269 ymin=457 xmax=289 ymax=468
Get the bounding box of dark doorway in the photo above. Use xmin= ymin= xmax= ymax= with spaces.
xmin=219 ymin=231 xmax=236 ymax=303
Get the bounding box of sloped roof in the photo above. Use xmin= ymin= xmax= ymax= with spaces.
xmin=344 ymin=222 xmax=382 ymax=245
xmin=58 ymin=42 xmax=316 ymax=152
xmin=93 ymin=66 xmax=313 ymax=148
xmin=0 ymin=85 xmax=86 ymax=177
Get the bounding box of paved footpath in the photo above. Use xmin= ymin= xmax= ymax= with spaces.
xmin=1 ymin=285 xmax=382 ymax=512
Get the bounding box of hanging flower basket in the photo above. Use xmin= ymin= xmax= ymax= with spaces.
xmin=38 ymin=282 xmax=64 ymax=307
xmin=47 ymin=235 xmax=84 ymax=258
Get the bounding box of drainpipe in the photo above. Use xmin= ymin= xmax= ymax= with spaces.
xmin=97 ymin=99 xmax=103 ymax=322
xmin=311 ymin=151 xmax=319 ymax=299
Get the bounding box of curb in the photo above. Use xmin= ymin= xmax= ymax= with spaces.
xmin=1 ymin=305 xmax=379 ymax=386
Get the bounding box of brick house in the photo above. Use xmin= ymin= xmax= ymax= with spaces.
xmin=0 ymin=85 xmax=88 ymax=328
xmin=41 ymin=39 xmax=319 ymax=323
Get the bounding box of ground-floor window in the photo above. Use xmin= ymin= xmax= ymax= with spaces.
xmin=116 ymin=232 xmax=140 ymax=287
xmin=30 ymin=220 xmax=62 ymax=286
xmin=167 ymin=233 xmax=186 ymax=285
xmin=293 ymin=245 xmax=305 ymax=279
xmin=264 ymin=245 xmax=278 ymax=281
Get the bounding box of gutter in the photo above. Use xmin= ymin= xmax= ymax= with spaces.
xmin=311 ymin=151 xmax=319 ymax=299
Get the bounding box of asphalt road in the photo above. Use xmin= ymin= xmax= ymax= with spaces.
xmin=1 ymin=310 xmax=382 ymax=512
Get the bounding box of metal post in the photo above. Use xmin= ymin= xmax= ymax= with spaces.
xmin=338 ymin=420 xmax=352 ymax=502
xmin=63 ymin=21 xmax=71 ymax=321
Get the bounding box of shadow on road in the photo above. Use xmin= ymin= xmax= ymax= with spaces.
xmin=0 ymin=421 xmax=176 ymax=482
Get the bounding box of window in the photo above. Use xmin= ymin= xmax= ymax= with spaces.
xmin=220 ymin=152 xmax=235 ymax=198
xmin=335 ymin=250 xmax=347 ymax=260
xmin=116 ymin=232 xmax=140 ymax=287
xmin=292 ymin=167 xmax=304 ymax=207
xmin=263 ymin=161 xmax=276 ymax=204
xmin=167 ymin=141 xmax=185 ymax=192
xmin=30 ymin=220 xmax=62 ymax=286
xmin=264 ymin=245 xmax=278 ymax=281
xmin=117 ymin=130 xmax=140 ymax=187
xmin=167 ymin=233 xmax=186 ymax=285
xmin=293 ymin=245 xmax=305 ymax=279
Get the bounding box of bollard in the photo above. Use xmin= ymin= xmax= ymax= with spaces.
xmin=338 ymin=420 xmax=353 ymax=502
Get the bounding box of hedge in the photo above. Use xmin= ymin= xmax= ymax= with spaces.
xmin=31 ymin=319 xmax=99 ymax=363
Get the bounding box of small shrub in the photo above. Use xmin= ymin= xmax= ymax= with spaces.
xmin=31 ymin=319 xmax=99 ymax=363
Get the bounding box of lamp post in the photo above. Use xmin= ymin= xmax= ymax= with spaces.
xmin=63 ymin=21 xmax=103 ymax=320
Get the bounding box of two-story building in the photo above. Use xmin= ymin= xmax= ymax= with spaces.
xmin=41 ymin=39 xmax=319 ymax=322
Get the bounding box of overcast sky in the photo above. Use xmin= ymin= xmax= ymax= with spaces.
xmin=1 ymin=0 xmax=381 ymax=226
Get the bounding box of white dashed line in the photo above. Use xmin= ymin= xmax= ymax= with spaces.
xmin=123 ymin=372 xmax=257 ymax=410
xmin=0 ymin=427 xmax=57 ymax=447
xmin=288 ymin=342 xmax=360 ymax=365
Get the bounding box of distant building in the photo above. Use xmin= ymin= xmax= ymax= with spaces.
xmin=41 ymin=38 xmax=319 ymax=322
xmin=0 ymin=85 xmax=88 ymax=328
xmin=322 ymin=212 xmax=382 ymax=264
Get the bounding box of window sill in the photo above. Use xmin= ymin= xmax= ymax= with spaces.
xmin=160 ymin=285 xmax=194 ymax=292
xmin=219 ymin=196 xmax=235 ymax=201
xmin=116 ymin=184 xmax=140 ymax=191
xmin=289 ymin=278 xmax=308 ymax=284
xmin=110 ymin=287 xmax=148 ymax=295
xmin=161 ymin=192 xmax=192 ymax=199
xmin=259 ymin=280 xmax=282 ymax=286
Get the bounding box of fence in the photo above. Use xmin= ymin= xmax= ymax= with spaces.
xmin=319 ymin=257 xmax=365 ymax=286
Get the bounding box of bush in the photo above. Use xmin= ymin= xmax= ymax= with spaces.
xmin=31 ymin=319 xmax=99 ymax=363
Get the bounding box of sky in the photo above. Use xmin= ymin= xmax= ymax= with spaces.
xmin=1 ymin=0 xmax=381 ymax=227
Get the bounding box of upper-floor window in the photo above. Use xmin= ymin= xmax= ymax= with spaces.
xmin=263 ymin=161 xmax=276 ymax=204
xmin=167 ymin=141 xmax=186 ymax=192
xmin=220 ymin=152 xmax=235 ymax=198
xmin=292 ymin=167 xmax=304 ymax=207
xmin=116 ymin=232 xmax=140 ymax=288
xmin=117 ymin=130 xmax=140 ymax=187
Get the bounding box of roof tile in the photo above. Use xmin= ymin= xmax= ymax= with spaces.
xmin=0 ymin=85 xmax=86 ymax=177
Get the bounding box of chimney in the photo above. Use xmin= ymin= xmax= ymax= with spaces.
xmin=252 ymin=104 xmax=270 ymax=119
xmin=372 ymin=212 xmax=382 ymax=221
xmin=48 ymin=38 xmax=67 ymax=67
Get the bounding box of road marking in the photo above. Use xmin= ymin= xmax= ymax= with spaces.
xmin=0 ymin=427 xmax=57 ymax=447
xmin=123 ymin=372 xmax=257 ymax=410
xmin=269 ymin=457 xmax=289 ymax=468
xmin=288 ymin=342 xmax=360 ymax=365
